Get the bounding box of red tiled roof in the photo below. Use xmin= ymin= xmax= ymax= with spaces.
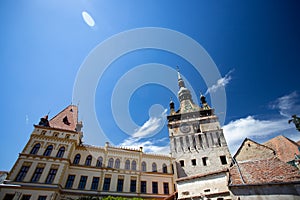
xmin=49 ymin=105 xmax=78 ymax=132
xmin=229 ymin=157 xmax=300 ymax=185
xmin=263 ymin=135 xmax=300 ymax=163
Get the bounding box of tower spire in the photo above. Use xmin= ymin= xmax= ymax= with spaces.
xmin=177 ymin=66 xmax=185 ymax=88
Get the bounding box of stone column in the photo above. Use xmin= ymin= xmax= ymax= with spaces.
xmin=188 ymin=135 xmax=195 ymax=151
xmin=195 ymin=134 xmax=202 ymax=150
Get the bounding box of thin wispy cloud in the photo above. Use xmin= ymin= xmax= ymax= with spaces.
xmin=205 ymin=69 xmax=234 ymax=95
xmin=119 ymin=137 xmax=170 ymax=154
xmin=269 ymin=91 xmax=300 ymax=117
xmin=118 ymin=109 xmax=169 ymax=154
xmin=132 ymin=109 xmax=167 ymax=138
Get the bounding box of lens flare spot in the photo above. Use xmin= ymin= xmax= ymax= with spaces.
xmin=82 ymin=11 xmax=95 ymax=27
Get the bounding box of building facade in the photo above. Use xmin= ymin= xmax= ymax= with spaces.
xmin=2 ymin=71 xmax=300 ymax=200
xmin=0 ymin=105 xmax=174 ymax=200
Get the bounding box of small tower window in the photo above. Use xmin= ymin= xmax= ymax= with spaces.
xmin=179 ymin=160 xmax=185 ymax=167
xmin=220 ymin=156 xmax=227 ymax=165
xmin=202 ymin=157 xmax=208 ymax=166
xmin=191 ymin=159 xmax=196 ymax=166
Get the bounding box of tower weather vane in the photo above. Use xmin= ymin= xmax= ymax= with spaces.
xmin=288 ymin=115 xmax=300 ymax=132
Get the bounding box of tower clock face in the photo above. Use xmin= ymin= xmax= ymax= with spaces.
xmin=180 ymin=123 xmax=191 ymax=133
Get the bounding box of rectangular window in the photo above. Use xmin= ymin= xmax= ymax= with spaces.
xmin=117 ymin=179 xmax=124 ymax=192
xmin=31 ymin=167 xmax=44 ymax=182
xmin=163 ymin=182 xmax=169 ymax=195
xmin=141 ymin=181 xmax=147 ymax=193
xmin=191 ymin=159 xmax=196 ymax=166
xmin=152 ymin=181 xmax=158 ymax=194
xmin=220 ymin=156 xmax=227 ymax=165
xmin=78 ymin=176 xmax=88 ymax=190
xmin=3 ymin=194 xmax=15 ymax=200
xmin=15 ymin=166 xmax=30 ymax=182
xmin=45 ymin=168 xmax=57 ymax=184
xmin=37 ymin=196 xmax=47 ymax=200
xmin=65 ymin=175 xmax=75 ymax=189
xmin=198 ymin=135 xmax=203 ymax=148
xmin=202 ymin=157 xmax=208 ymax=166
xmin=103 ymin=177 xmax=111 ymax=191
xmin=130 ymin=179 xmax=137 ymax=192
xmin=91 ymin=177 xmax=99 ymax=190
xmin=179 ymin=160 xmax=184 ymax=167
xmin=21 ymin=195 xmax=31 ymax=200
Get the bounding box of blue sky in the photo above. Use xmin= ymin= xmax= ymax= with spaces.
xmin=1 ymin=1 xmax=300 ymax=171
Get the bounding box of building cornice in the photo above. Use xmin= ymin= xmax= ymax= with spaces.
xmin=176 ymin=168 xmax=228 ymax=183
xmin=34 ymin=125 xmax=77 ymax=134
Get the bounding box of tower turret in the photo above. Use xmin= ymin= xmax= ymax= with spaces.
xmin=169 ymin=98 xmax=176 ymax=115
xmin=200 ymin=94 xmax=211 ymax=110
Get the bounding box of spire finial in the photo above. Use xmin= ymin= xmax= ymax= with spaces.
xmin=177 ymin=66 xmax=186 ymax=88
xmin=177 ymin=66 xmax=182 ymax=80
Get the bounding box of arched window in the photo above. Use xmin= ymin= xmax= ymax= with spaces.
xmin=56 ymin=146 xmax=65 ymax=158
xmin=108 ymin=158 xmax=114 ymax=168
xmin=73 ymin=154 xmax=81 ymax=164
xmin=152 ymin=162 xmax=157 ymax=172
xmin=131 ymin=160 xmax=137 ymax=171
xmin=115 ymin=159 xmax=120 ymax=169
xmin=43 ymin=145 xmax=53 ymax=156
xmin=96 ymin=156 xmax=103 ymax=167
xmin=162 ymin=163 xmax=168 ymax=173
xmin=30 ymin=143 xmax=40 ymax=155
xmin=85 ymin=155 xmax=92 ymax=166
xmin=141 ymin=161 xmax=147 ymax=172
xmin=125 ymin=160 xmax=130 ymax=170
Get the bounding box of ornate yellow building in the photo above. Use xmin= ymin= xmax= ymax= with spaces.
xmin=0 ymin=105 xmax=174 ymax=200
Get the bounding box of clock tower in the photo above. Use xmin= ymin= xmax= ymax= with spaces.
xmin=167 ymin=71 xmax=232 ymax=179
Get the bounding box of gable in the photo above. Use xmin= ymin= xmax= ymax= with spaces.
xmin=234 ymin=138 xmax=275 ymax=162
xmin=264 ymin=135 xmax=300 ymax=163
xmin=49 ymin=105 xmax=78 ymax=132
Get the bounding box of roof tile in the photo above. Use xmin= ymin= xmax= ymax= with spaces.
xmin=230 ymin=157 xmax=300 ymax=185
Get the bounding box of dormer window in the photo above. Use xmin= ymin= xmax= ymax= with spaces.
xmin=63 ymin=116 xmax=70 ymax=125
